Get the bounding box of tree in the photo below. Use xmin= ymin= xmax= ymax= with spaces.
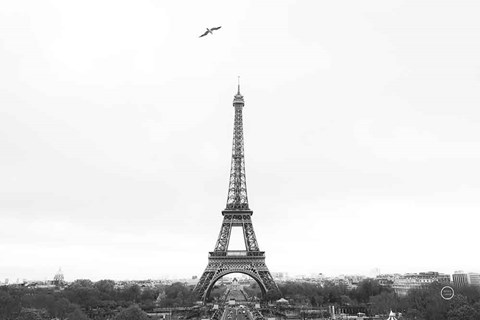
xmin=123 ymin=285 xmax=141 ymax=303
xmin=114 ymin=305 xmax=149 ymax=320
xmin=21 ymin=290 xmax=55 ymax=315
xmin=265 ymin=289 xmax=282 ymax=302
xmin=53 ymin=297 xmax=74 ymax=319
xmin=447 ymin=304 xmax=480 ymax=320
xmin=94 ymin=280 xmax=116 ymax=300
xmin=401 ymin=283 xmax=448 ymax=320
xmin=64 ymin=282 xmax=101 ymax=309
xmin=209 ymin=285 xmax=227 ymax=301
xmin=70 ymin=280 xmax=94 ymax=289
xmin=243 ymin=283 xmax=261 ymax=300
xmin=448 ymin=294 xmax=469 ymax=311
xmin=138 ymin=287 xmax=159 ymax=310
xmin=66 ymin=308 xmax=90 ymax=320
xmin=370 ymin=292 xmax=398 ymax=315
xmin=323 ymin=281 xmax=347 ymax=304
xmin=139 ymin=287 xmax=158 ymax=302
xmin=0 ymin=289 xmax=20 ymax=319
xmin=278 ymin=281 xmax=324 ymax=305
xmin=350 ymin=279 xmax=390 ymax=303
xmin=16 ymin=308 xmax=48 ymax=320
xmin=159 ymin=283 xmax=194 ymax=307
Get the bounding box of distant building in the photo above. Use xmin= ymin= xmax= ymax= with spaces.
xmin=436 ymin=273 xmax=451 ymax=283
xmin=272 ymin=272 xmax=289 ymax=281
xmin=331 ymin=274 xmax=366 ymax=290
xmin=376 ymin=274 xmax=401 ymax=287
xmin=310 ymin=273 xmax=324 ymax=280
xmin=53 ymin=267 xmax=65 ymax=286
xmin=231 ymin=278 xmax=240 ymax=290
xmin=452 ymin=271 xmax=480 ymax=287
xmin=468 ymin=273 xmax=480 ymax=286
xmin=452 ymin=271 xmax=469 ymax=287
xmin=393 ymin=272 xmax=450 ymax=296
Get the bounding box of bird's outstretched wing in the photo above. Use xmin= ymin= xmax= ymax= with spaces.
xmin=210 ymin=26 xmax=222 ymax=31
xmin=199 ymin=30 xmax=209 ymax=37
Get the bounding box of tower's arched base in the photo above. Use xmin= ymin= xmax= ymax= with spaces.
xmin=194 ymin=252 xmax=279 ymax=301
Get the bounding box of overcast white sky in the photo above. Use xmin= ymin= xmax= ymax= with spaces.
xmin=1 ymin=0 xmax=480 ymax=282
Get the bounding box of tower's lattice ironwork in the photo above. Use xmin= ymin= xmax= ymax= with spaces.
xmin=226 ymin=87 xmax=249 ymax=210
xmin=193 ymin=83 xmax=280 ymax=301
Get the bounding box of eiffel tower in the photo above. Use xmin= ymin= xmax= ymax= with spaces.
xmin=193 ymin=82 xmax=279 ymax=301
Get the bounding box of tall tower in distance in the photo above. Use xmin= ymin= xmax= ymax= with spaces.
xmin=193 ymin=81 xmax=280 ymax=301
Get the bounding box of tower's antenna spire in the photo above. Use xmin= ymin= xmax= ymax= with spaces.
xmin=237 ymin=76 xmax=240 ymax=94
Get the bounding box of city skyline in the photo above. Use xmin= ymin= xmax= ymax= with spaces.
xmin=2 ymin=266 xmax=480 ymax=284
xmin=2 ymin=0 xmax=480 ymax=282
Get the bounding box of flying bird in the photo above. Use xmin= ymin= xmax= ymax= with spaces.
xmin=199 ymin=26 xmax=222 ymax=38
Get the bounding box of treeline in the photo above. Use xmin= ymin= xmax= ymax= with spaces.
xmin=278 ymin=279 xmax=392 ymax=306
xmin=2 ymin=279 xmax=480 ymax=320
xmin=0 ymin=280 xmax=195 ymax=320
xmin=242 ymin=279 xmax=391 ymax=305
xmin=274 ymin=280 xmax=480 ymax=320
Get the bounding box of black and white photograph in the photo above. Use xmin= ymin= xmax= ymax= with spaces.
xmin=1 ymin=1 xmax=480 ymax=319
